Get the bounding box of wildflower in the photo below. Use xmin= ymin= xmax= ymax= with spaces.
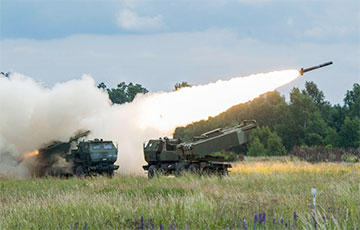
xmin=238 ymin=218 xmax=242 ymax=229
xmin=259 ymin=213 xmax=262 ymax=223
xmin=294 ymin=211 xmax=297 ymax=222
xmin=254 ymin=214 xmax=258 ymax=222
xmin=285 ymin=223 xmax=288 ymax=228
xmin=243 ymin=219 xmax=248 ymax=230
xmin=150 ymin=218 xmax=154 ymax=230
xmin=263 ymin=212 xmax=266 ymax=225
xmin=281 ymin=217 xmax=284 ymax=225
xmin=140 ymin=216 xmax=144 ymax=230
xmin=160 ymin=224 xmax=163 ymax=230
xmin=273 ymin=218 xmax=276 ymax=224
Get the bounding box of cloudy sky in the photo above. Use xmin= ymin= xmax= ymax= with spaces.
xmin=1 ymin=0 xmax=359 ymax=104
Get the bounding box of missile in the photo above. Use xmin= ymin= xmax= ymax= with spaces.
xmin=299 ymin=61 xmax=333 ymax=75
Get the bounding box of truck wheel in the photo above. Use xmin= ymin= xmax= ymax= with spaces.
xmin=217 ymin=168 xmax=229 ymax=177
xmin=75 ymin=166 xmax=85 ymax=177
xmin=107 ymin=170 xmax=114 ymax=178
xmin=200 ymin=167 xmax=211 ymax=176
xmin=175 ymin=163 xmax=187 ymax=177
xmin=188 ymin=163 xmax=200 ymax=174
xmin=148 ymin=165 xmax=160 ymax=179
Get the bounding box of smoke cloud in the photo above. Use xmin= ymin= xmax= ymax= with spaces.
xmin=0 ymin=70 xmax=299 ymax=177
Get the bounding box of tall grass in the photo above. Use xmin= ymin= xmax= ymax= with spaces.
xmin=0 ymin=160 xmax=359 ymax=229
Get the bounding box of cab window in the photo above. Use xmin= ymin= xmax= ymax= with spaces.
xmin=104 ymin=143 xmax=114 ymax=149
xmin=92 ymin=144 xmax=102 ymax=150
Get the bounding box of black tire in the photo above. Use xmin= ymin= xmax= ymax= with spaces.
xmin=200 ymin=166 xmax=211 ymax=177
xmin=175 ymin=163 xmax=187 ymax=177
xmin=107 ymin=170 xmax=114 ymax=178
xmin=188 ymin=163 xmax=200 ymax=174
xmin=75 ymin=166 xmax=85 ymax=177
xmin=148 ymin=165 xmax=160 ymax=179
xmin=217 ymin=168 xmax=229 ymax=177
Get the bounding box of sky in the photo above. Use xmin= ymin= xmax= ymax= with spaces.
xmin=0 ymin=0 xmax=359 ymax=104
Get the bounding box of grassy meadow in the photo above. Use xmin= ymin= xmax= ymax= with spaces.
xmin=0 ymin=158 xmax=359 ymax=229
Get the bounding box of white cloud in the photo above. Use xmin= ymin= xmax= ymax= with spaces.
xmin=287 ymin=18 xmax=294 ymax=27
xmin=121 ymin=0 xmax=139 ymax=9
xmin=304 ymin=26 xmax=352 ymax=38
xmin=1 ymin=30 xmax=358 ymax=104
xmin=117 ymin=9 xmax=164 ymax=30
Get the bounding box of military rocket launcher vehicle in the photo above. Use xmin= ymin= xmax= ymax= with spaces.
xmin=36 ymin=131 xmax=119 ymax=177
xmin=143 ymin=120 xmax=257 ymax=178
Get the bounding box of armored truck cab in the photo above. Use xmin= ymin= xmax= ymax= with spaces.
xmin=67 ymin=139 xmax=119 ymax=177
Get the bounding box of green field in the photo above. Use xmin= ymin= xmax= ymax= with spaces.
xmin=1 ymin=159 xmax=359 ymax=229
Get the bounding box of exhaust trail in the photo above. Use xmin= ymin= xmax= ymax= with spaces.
xmin=0 ymin=70 xmax=299 ymax=177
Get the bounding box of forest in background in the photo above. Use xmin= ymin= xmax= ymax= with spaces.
xmin=95 ymin=79 xmax=359 ymax=158
xmin=173 ymin=82 xmax=360 ymax=158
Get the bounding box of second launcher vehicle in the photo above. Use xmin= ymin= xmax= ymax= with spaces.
xmin=143 ymin=120 xmax=257 ymax=178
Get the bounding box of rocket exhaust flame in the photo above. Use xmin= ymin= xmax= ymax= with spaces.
xmin=22 ymin=150 xmax=39 ymax=159
xmin=0 ymin=69 xmax=300 ymax=177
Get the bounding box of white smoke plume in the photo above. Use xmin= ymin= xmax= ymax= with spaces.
xmin=0 ymin=70 xmax=299 ymax=177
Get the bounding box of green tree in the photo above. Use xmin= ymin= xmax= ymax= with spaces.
xmin=275 ymin=87 xmax=329 ymax=149
xmin=303 ymin=81 xmax=325 ymax=106
xmin=327 ymin=105 xmax=346 ymax=132
xmin=267 ymin=133 xmax=287 ymax=156
xmin=304 ymin=111 xmax=328 ymax=146
xmin=339 ymin=116 xmax=360 ymax=148
xmin=303 ymin=81 xmax=333 ymax=124
xmin=248 ymin=126 xmax=286 ymax=156
xmin=248 ymin=137 xmax=266 ymax=156
xmin=174 ymin=82 xmax=191 ymax=91
xmin=97 ymin=82 xmax=148 ymax=104
xmin=126 ymin=82 xmax=149 ymax=101
xmin=324 ymin=127 xmax=341 ymax=147
xmin=0 ymin=72 xmax=10 ymax=77
xmin=343 ymin=83 xmax=360 ymax=118
xmin=97 ymin=82 xmax=107 ymax=90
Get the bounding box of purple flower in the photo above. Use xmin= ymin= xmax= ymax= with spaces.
xmin=254 ymin=214 xmax=258 ymax=222
xmin=281 ymin=217 xmax=284 ymax=225
xmin=285 ymin=223 xmax=288 ymax=228
xmin=140 ymin=216 xmax=144 ymax=230
xmin=150 ymin=218 xmax=154 ymax=230
xmin=263 ymin=212 xmax=266 ymax=224
xmin=273 ymin=218 xmax=276 ymax=224
xmin=259 ymin=213 xmax=262 ymax=224
xmin=243 ymin=220 xmax=248 ymax=230
xmin=159 ymin=224 xmax=163 ymax=230
xmin=322 ymin=215 xmax=326 ymax=222
xmin=294 ymin=211 xmax=297 ymax=222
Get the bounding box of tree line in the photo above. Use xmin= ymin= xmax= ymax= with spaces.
xmin=97 ymin=79 xmax=359 ymax=156
xmin=173 ymin=82 xmax=360 ymax=156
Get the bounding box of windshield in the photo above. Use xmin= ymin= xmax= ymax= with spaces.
xmin=90 ymin=142 xmax=115 ymax=150
xmin=104 ymin=143 xmax=114 ymax=149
